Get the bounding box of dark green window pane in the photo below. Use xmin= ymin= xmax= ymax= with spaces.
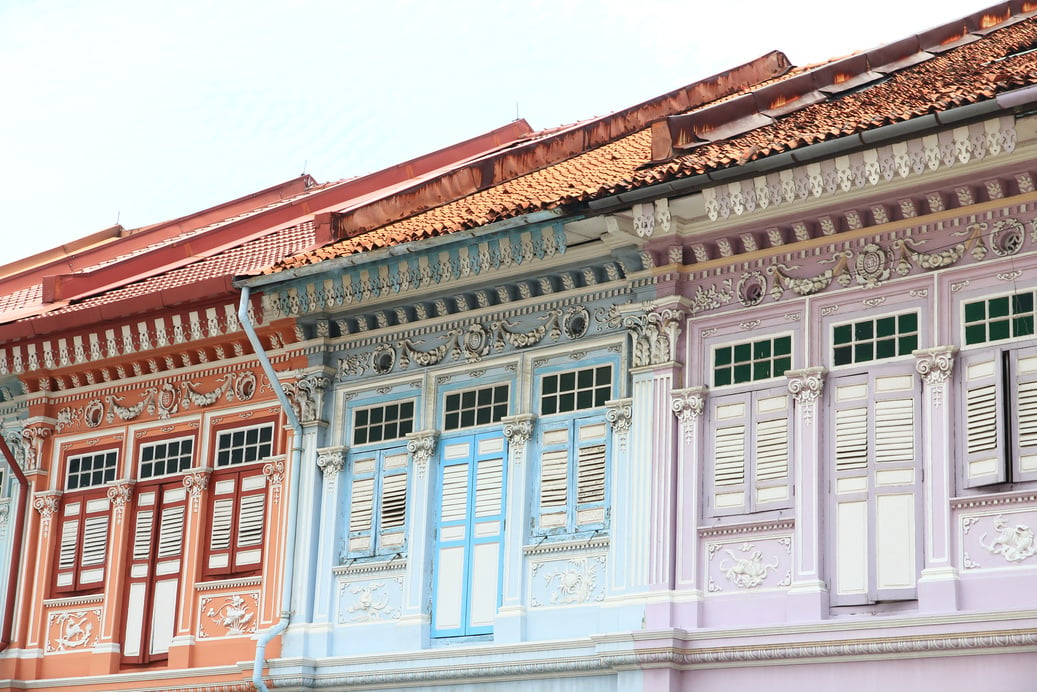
xmin=1013 ymin=292 xmax=1034 ymax=314
xmin=965 ymin=324 xmax=986 ymax=345
xmin=559 ymin=372 xmax=576 ymax=391
xmin=898 ymin=334 xmax=917 ymax=354
xmin=990 ymin=319 xmax=1011 ymax=341
xmin=714 ymin=347 xmax=732 ymax=367
xmin=964 ymin=301 xmax=986 ymax=323
xmin=543 ymin=375 xmax=557 ymax=395
xmin=577 ymin=390 xmax=594 ymax=409
xmin=734 ymin=343 xmax=751 ymax=363
xmin=989 ymin=297 xmax=1010 ymax=318
xmin=476 ymin=407 xmax=491 ymax=425
xmin=754 ymin=361 xmax=771 ymax=380
xmin=854 ymin=321 xmax=874 ymax=340
xmin=461 ymin=410 xmax=475 ymax=428
xmin=445 ymin=412 xmax=458 ymax=430
xmin=1015 ymin=316 xmax=1035 ymax=337
xmin=898 ymin=312 xmax=918 ymax=333
xmin=401 ymin=401 xmax=414 ymax=418
xmin=774 ymin=335 xmax=791 ymax=356
xmin=834 ymin=324 xmax=852 ymax=345
xmin=559 ymin=392 xmax=575 ymax=412
xmin=493 ymin=403 xmax=508 ymax=421
xmin=733 ymin=363 xmax=752 ymax=384
xmin=477 ymin=388 xmax=492 ymax=406
xmin=754 ymin=340 xmax=771 ymax=358
xmin=577 ymin=368 xmax=594 ymax=388
xmin=445 ymin=394 xmax=458 ymax=411
xmin=596 ymin=366 xmax=611 ymax=385
xmin=854 ymin=342 xmax=873 ymax=363
xmin=541 ymin=397 xmax=557 ymax=415
xmin=834 ymin=346 xmax=852 ymax=366
xmin=462 ymin=390 xmax=476 ymax=408
xmin=876 ymin=316 xmax=896 ymax=338
xmin=715 ymin=368 xmax=732 ymax=387
xmin=594 ymin=387 xmax=609 ymax=407
xmin=875 ymin=338 xmax=896 ymax=360
xmin=774 ymin=356 xmax=792 ymax=375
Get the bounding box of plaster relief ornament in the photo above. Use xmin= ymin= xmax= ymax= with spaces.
xmin=106 ymin=483 xmax=134 ymax=521
xmin=624 ymin=306 xmax=685 ymax=367
xmin=605 ymin=399 xmax=633 ymax=452
xmin=980 ymin=515 xmax=1037 ymax=563
xmin=671 ymin=387 xmax=706 ymax=444
xmin=767 ymin=252 xmax=851 ymax=300
xmin=502 ymin=414 xmax=535 ymax=459
xmin=915 ymin=346 xmax=957 ymax=407
xmin=406 ymin=431 xmax=438 ymax=479
xmin=317 ymin=448 xmax=346 ymax=491
xmin=48 ymin=610 xmax=98 ymax=652
xmin=204 ymin=594 xmax=256 ymax=636
xmin=282 ymin=372 xmax=330 ymax=424
xmin=345 ymin=581 xmax=400 ymax=622
xmin=688 ymin=280 xmax=734 ymax=315
xmin=262 ymin=459 xmax=285 ymax=503
xmin=854 ymin=243 xmax=892 ymax=288
xmin=542 ymin=557 xmax=605 ymax=605
xmin=182 ymin=470 xmax=211 ymax=512
xmin=893 ymin=222 xmax=987 ymax=273
xmin=737 ymin=271 xmax=768 ymax=307
xmin=990 ymin=218 xmax=1026 ymax=256
xmin=787 ymin=368 xmax=825 ymax=425
xmin=719 ymin=544 xmax=779 ymax=589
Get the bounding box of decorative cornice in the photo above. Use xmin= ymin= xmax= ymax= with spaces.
xmin=624 ymin=305 xmax=685 ymax=367
xmin=699 ymin=519 xmax=795 ymax=539
xmin=671 ymin=386 xmax=707 ymax=444
xmin=194 ymin=576 xmax=263 ymax=592
xmin=523 ymin=536 xmax=610 ymax=557
xmin=952 ymin=491 xmax=1037 ymax=511
xmin=332 ymin=558 xmax=408 ymax=577
xmin=701 ymin=116 xmax=1016 ymax=223
xmin=42 ymin=593 xmax=105 ymax=609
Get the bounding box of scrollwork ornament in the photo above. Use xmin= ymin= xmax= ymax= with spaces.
xmin=106 ymin=482 xmax=134 ymax=521
xmin=19 ymin=423 xmax=53 ymax=470
xmin=406 ymin=431 xmax=438 ymax=479
xmin=854 ymin=243 xmax=891 ymax=288
xmin=561 ymin=306 xmax=590 ymax=339
xmin=914 ymin=346 xmax=957 ymax=407
xmin=624 ymin=306 xmax=685 ymax=367
xmin=183 ymin=469 xmax=212 ymax=512
xmin=605 ymin=398 xmax=633 ymax=451
xmin=990 ymin=218 xmax=1025 ymax=256
xmin=33 ymin=493 xmax=60 ymax=533
xmin=262 ymin=459 xmax=286 ymax=503
xmin=787 ymin=367 xmax=826 ymax=425
xmin=317 ymin=448 xmax=346 ymax=492
xmin=737 ymin=271 xmax=767 ymax=307
xmin=671 ymin=387 xmax=707 ymax=444
xmin=501 ymin=415 xmax=535 ymax=460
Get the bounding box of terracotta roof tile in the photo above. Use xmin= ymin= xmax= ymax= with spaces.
xmin=271 ymin=13 xmax=1037 ymax=273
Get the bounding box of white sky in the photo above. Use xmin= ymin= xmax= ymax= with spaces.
xmin=0 ymin=0 xmax=992 ymax=265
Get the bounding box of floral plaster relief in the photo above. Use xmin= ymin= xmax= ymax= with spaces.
xmin=337 ymin=576 xmax=404 ymax=623
xmin=530 ymin=555 xmax=607 ymax=607
xmin=198 ymin=592 xmax=259 ymax=638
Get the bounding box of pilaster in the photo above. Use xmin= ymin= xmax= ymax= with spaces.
xmin=669 ymin=386 xmax=707 ymax=628
xmin=495 ymin=413 xmax=535 ymax=643
xmin=914 ymin=346 xmax=960 ymax=612
xmin=785 ymin=367 xmax=828 ymax=620
xmin=399 ymin=430 xmax=438 ymax=648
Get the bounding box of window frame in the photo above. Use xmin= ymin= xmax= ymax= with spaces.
xmin=830 ymin=310 xmax=920 ymax=369
xmin=711 ymin=333 xmax=794 ymax=388
xmin=54 ymin=447 xmax=120 ymax=595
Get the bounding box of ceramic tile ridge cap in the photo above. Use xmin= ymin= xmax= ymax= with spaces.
xmin=325 ymin=52 xmax=792 ymax=243
xmin=651 ymin=1 xmax=1037 ymax=162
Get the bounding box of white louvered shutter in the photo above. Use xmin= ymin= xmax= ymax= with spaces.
xmin=234 ymin=488 xmax=265 ymax=570
xmin=77 ymin=497 xmax=110 ymax=588
xmin=710 ymin=393 xmax=748 ymax=514
xmin=753 ymin=389 xmax=792 ymax=511
xmin=832 ymin=374 xmax=872 ymax=606
xmin=962 ymin=352 xmax=1007 ymax=487
xmin=54 ymin=501 xmax=81 ymax=591
xmin=377 ymin=451 xmax=409 ymax=551
xmin=574 ymin=418 xmax=607 ymax=528
xmin=1011 ymin=350 xmax=1037 ymax=483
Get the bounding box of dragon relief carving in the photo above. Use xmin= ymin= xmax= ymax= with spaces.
xmin=980 ymin=515 xmax=1037 ymax=563
xmin=717 ymin=543 xmax=780 ymax=589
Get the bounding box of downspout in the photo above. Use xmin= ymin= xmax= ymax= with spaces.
xmin=238 ymin=286 xmax=303 ymax=692
xmin=0 ymin=436 xmax=28 ymax=653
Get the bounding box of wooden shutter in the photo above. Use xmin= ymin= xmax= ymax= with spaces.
xmin=468 ymin=436 xmax=505 ymax=632
xmin=1011 ymin=350 xmax=1037 ymax=483
xmin=55 ymin=494 xmax=109 ymax=593
xmin=832 ymin=375 xmax=872 ymax=605
xmin=574 ymin=418 xmax=607 ymax=528
xmin=206 ymin=471 xmax=266 ymax=576
xmin=347 ymin=454 xmax=376 ymax=555
xmin=234 ymin=477 xmax=266 ymax=571
xmin=538 ymin=423 xmax=569 ymax=530
xmin=710 ymin=393 xmax=748 ymax=514
xmin=961 ymin=352 xmax=1007 ymax=487
xmin=753 ymin=390 xmax=792 ymax=511
xmin=377 ymin=451 xmax=408 ymax=551
xmin=54 ymin=502 xmax=81 ymax=591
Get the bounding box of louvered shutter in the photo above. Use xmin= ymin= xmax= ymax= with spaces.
xmin=831 ymin=370 xmax=920 ymax=606
xmin=710 ymin=393 xmax=748 ymax=514
xmin=468 ymin=436 xmax=505 ymax=632
xmin=753 ymin=389 xmax=792 ymax=511
xmin=206 ymin=471 xmax=266 ymax=576
xmin=234 ymin=477 xmax=266 ymax=571
xmin=377 ymin=451 xmax=408 ymax=551
xmin=208 ymin=480 xmax=235 ymax=572
xmin=433 ymin=445 xmax=471 ymax=636
xmin=538 ymin=423 xmax=569 ymax=530
xmin=574 ymin=418 xmax=607 ymax=528
xmin=1011 ymin=350 xmax=1037 ymax=483
xmin=961 ymin=352 xmax=1007 ymax=487
xmin=124 ymin=490 xmax=156 ymax=659
xmin=54 ymin=501 xmax=81 ymax=591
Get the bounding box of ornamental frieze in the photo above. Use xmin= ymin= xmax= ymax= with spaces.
xmin=684 ymin=214 xmax=1036 ymax=312
xmin=54 ymin=371 xmax=260 ymax=433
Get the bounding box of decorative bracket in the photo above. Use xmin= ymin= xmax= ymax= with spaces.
xmin=624 ymin=305 xmax=686 ymax=367
xmin=786 ymin=367 xmax=826 ymax=426
xmin=183 ymin=468 xmax=213 ymax=512
xmin=406 ymin=431 xmax=439 ymax=479
xmin=501 ymin=415 xmax=535 ymax=461
xmin=317 ymin=446 xmax=347 ymax=492
xmin=106 ymin=482 xmax=135 ymax=522
xmin=914 ymin=346 xmax=958 ymax=408
xmin=605 ymin=399 xmax=633 ymax=452
xmin=671 ymin=386 xmax=707 ymax=444
xmin=282 ymin=371 xmax=331 ymax=425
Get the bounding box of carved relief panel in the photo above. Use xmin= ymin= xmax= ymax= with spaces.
xmin=704 ymin=531 xmax=793 ymax=593
xmin=335 ymin=568 xmax=406 ymax=624
xmin=960 ymin=507 xmax=1037 ymax=570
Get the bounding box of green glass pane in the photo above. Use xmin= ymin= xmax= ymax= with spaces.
xmin=899 ymin=334 xmax=918 ymax=354
xmin=833 ymin=324 xmax=852 ymax=345
xmin=754 ymin=361 xmax=771 ymax=380
xmin=898 ymin=312 xmax=917 ymax=333
xmin=734 ymin=343 xmax=752 ymax=363
xmin=714 ymin=368 xmax=732 ymax=387
xmin=989 ymin=319 xmax=1010 ymax=341
xmin=1013 ymin=292 xmax=1034 ymax=314
xmin=774 ymin=335 xmax=791 ymax=356
xmin=875 ymin=338 xmax=895 ymax=360
xmin=854 ymin=342 xmax=874 ymax=363
xmin=989 ymin=297 xmax=1010 ymax=319
xmin=963 ymin=301 xmax=986 ymax=324
xmin=754 ymin=340 xmax=772 ymax=358
xmin=1014 ymin=315 xmax=1035 ymax=337
xmin=714 ymin=346 xmax=732 ymax=367
xmin=834 ymin=346 xmax=852 ymax=366
xmin=965 ymin=324 xmax=986 ymax=345
xmin=876 ymin=316 xmax=896 ymax=338
xmin=854 ymin=320 xmax=874 ymax=340
xmin=577 ymin=368 xmax=594 ymax=388
xmin=774 ymin=356 xmax=792 ymax=375
xmin=733 ymin=363 xmax=752 ymax=384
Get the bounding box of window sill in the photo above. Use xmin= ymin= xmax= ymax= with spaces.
xmin=334 ymin=556 xmax=407 ymax=576
xmin=524 ymin=534 xmax=609 ymax=556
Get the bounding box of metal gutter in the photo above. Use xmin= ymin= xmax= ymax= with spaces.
xmin=237 ymin=286 xmax=302 ymax=692
xmin=0 ymin=436 xmax=27 ymax=653
xmin=586 ymin=83 xmax=1037 ymax=214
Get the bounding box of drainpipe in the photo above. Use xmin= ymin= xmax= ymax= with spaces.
xmin=238 ymin=286 xmax=303 ymax=692
xmin=0 ymin=435 xmax=28 ymax=653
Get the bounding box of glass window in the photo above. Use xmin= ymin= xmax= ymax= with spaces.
xmin=215 ymin=423 xmax=274 ymax=468
xmin=833 ymin=312 xmax=918 ymax=366
xmin=353 ymin=401 xmax=416 ymax=445
xmin=444 ymin=384 xmax=509 ymax=431
xmin=540 ymin=366 xmax=611 ymax=415
xmin=963 ymin=291 xmax=1037 ymax=345
xmin=66 ymin=450 xmax=118 ymax=490
xmin=713 ymin=335 xmax=792 ymax=387
xmin=139 ymin=438 xmax=194 ymax=479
